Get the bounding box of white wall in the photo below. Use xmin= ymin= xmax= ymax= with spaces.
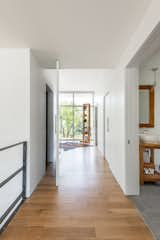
xmin=0 ymin=49 xmax=47 ymax=198
xmin=59 ymin=69 xmax=114 ymax=95
xmin=125 ymin=68 xmax=139 ymax=195
xmin=0 ymin=49 xmax=30 ymax=148
xmin=28 ymin=53 xmax=46 ymax=196
xmin=103 ymin=68 xmax=139 ymax=195
xmin=0 ymin=49 xmax=30 ymax=199
xmin=104 ymin=68 xmax=126 ymax=192
xmin=59 ymin=69 xmax=114 ymax=154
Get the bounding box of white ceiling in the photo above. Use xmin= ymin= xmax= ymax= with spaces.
xmin=0 ymin=0 xmax=151 ymax=68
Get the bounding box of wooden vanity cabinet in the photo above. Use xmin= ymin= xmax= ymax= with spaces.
xmin=140 ymin=142 xmax=160 ymax=184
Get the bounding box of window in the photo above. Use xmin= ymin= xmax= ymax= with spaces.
xmin=59 ymin=92 xmax=94 ymax=142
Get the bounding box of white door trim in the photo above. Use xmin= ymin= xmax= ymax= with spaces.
xmin=103 ymin=91 xmax=110 ymax=159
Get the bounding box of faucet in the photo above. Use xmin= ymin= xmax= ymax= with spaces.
xmin=142 ymin=129 xmax=149 ymax=134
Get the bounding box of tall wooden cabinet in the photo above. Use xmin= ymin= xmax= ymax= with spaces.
xmin=82 ymin=104 xmax=91 ymax=144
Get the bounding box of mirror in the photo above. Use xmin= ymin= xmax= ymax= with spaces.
xmin=139 ymin=85 xmax=154 ymax=128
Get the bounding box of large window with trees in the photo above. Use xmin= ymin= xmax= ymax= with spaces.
xmin=59 ymin=92 xmax=94 ymax=142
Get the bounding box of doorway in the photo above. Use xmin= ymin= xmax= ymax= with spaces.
xmin=46 ymin=85 xmax=54 ymax=170
xmin=59 ymin=91 xmax=96 ymax=151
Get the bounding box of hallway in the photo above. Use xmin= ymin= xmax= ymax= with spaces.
xmin=1 ymin=147 xmax=153 ymax=240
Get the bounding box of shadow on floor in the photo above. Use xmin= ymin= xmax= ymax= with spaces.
xmin=60 ymin=141 xmax=93 ymax=151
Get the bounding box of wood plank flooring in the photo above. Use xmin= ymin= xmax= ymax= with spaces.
xmin=0 ymin=147 xmax=153 ymax=239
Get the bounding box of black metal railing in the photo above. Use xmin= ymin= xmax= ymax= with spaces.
xmin=0 ymin=141 xmax=27 ymax=232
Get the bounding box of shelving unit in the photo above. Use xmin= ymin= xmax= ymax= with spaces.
xmin=82 ymin=104 xmax=91 ymax=144
xmin=140 ymin=141 xmax=160 ymax=184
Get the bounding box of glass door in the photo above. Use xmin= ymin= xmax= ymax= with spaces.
xmin=59 ymin=105 xmax=74 ymax=140
xmin=59 ymin=92 xmax=95 ymax=143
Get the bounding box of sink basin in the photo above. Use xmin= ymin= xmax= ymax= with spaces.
xmin=140 ymin=134 xmax=160 ymax=143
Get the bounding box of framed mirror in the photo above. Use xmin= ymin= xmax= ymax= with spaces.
xmin=139 ymin=85 xmax=154 ymax=128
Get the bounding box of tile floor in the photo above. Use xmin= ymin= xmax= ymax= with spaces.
xmin=130 ymin=183 xmax=160 ymax=240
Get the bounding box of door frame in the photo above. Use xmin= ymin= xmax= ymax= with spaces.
xmin=46 ymin=84 xmax=54 ymax=169
xmin=94 ymin=106 xmax=98 ymax=146
xmin=103 ymin=91 xmax=110 ymax=160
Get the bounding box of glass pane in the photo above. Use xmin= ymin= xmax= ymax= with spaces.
xmin=139 ymin=90 xmax=150 ymax=124
xmin=74 ymin=106 xmax=83 ymax=140
xmin=59 ymin=93 xmax=73 ymax=105
xmin=74 ymin=93 xmax=93 ymax=106
xmin=59 ymin=106 xmax=73 ymax=139
xmin=59 ymin=92 xmax=95 ymax=143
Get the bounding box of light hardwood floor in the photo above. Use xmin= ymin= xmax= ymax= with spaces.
xmin=1 ymin=147 xmax=153 ymax=240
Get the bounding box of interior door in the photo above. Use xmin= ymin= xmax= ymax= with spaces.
xmin=104 ymin=93 xmax=111 ymax=164
xmin=46 ymin=87 xmax=54 ymax=166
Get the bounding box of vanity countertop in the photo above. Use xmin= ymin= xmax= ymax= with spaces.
xmin=140 ymin=141 xmax=160 ymax=148
xmin=139 ymin=133 xmax=160 ymax=144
